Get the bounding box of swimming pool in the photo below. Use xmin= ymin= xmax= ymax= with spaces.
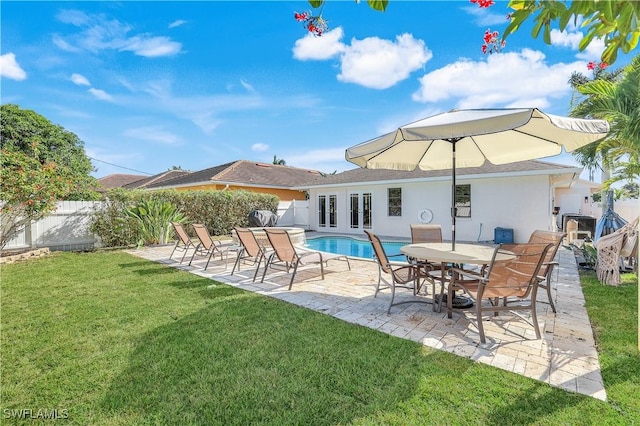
xmin=305 ymin=236 xmax=406 ymax=259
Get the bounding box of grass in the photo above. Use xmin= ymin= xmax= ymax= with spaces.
xmin=1 ymin=251 xmax=638 ymax=425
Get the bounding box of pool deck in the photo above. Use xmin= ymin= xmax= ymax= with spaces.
xmin=127 ymin=239 xmax=606 ymax=401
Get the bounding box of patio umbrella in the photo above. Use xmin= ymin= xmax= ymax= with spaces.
xmin=345 ymin=108 xmax=609 ymax=250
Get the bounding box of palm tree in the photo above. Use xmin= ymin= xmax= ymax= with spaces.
xmin=569 ymin=55 xmax=640 ymax=189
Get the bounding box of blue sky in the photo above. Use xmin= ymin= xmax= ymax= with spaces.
xmin=1 ymin=1 xmax=634 ymax=178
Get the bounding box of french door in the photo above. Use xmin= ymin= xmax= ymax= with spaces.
xmin=349 ymin=192 xmax=372 ymax=230
xmin=318 ymin=195 xmax=337 ymax=228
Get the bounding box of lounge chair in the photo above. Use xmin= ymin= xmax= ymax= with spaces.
xmin=446 ymin=243 xmax=552 ymax=344
xmin=169 ymin=222 xmax=196 ymax=263
xmin=260 ymin=228 xmax=350 ymax=289
xmin=189 ymin=223 xmax=239 ymax=270
xmin=231 ymin=227 xmax=272 ymax=281
xmin=527 ymin=230 xmax=566 ymax=312
xmin=365 ymin=230 xmax=439 ymax=313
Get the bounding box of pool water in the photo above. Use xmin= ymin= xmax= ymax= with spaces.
xmin=305 ymin=236 xmax=406 ymax=259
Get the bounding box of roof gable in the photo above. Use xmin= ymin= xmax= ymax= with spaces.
xmin=147 ymin=160 xmax=323 ymax=189
xmin=97 ymin=174 xmax=147 ymax=189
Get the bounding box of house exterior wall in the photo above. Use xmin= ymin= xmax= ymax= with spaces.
xmin=171 ymin=183 xmax=307 ymax=201
xmin=306 ymin=174 xmax=552 ymax=243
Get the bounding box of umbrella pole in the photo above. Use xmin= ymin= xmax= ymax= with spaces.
xmin=450 ymin=139 xmax=459 ymax=251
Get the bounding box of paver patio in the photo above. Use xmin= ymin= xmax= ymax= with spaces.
xmin=127 ymin=239 xmax=606 ymax=401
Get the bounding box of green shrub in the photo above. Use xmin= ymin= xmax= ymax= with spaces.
xmin=125 ymin=199 xmax=187 ymax=246
xmin=90 ymin=188 xmax=279 ymax=247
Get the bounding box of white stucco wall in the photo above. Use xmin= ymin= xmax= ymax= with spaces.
xmin=307 ymin=174 xmax=553 ymax=243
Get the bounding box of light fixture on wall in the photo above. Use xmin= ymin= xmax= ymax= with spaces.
xmin=584 ymin=196 xmax=589 ymax=203
xmin=553 ymin=206 xmax=560 ymax=216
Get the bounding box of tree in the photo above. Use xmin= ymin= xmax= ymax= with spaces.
xmin=0 ymin=104 xmax=98 ymax=248
xmin=305 ymin=0 xmax=639 ymax=65
xmin=273 ymin=155 xmax=286 ymax=165
xmin=569 ymin=55 xmax=640 ymax=189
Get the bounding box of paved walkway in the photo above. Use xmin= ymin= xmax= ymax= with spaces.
xmin=127 ymin=242 xmax=606 ymax=400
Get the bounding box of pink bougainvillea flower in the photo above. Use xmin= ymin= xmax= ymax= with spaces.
xmin=587 ymin=61 xmax=596 ymax=70
xmin=471 ymin=0 xmax=495 ymax=8
xmin=599 ymin=62 xmax=608 ymax=69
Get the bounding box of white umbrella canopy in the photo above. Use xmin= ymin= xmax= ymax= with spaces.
xmin=345 ymin=108 xmax=609 ymax=249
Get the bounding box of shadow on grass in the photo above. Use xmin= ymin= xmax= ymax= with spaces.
xmin=98 ymin=294 xmax=432 ymax=424
xmin=98 ymin=289 xmax=616 ymax=425
xmin=117 ymin=261 xmax=153 ymax=268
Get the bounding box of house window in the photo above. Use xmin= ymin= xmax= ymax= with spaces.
xmin=455 ymin=184 xmax=471 ymax=218
xmin=318 ymin=195 xmax=326 ymax=227
xmin=388 ymin=188 xmax=402 ymax=217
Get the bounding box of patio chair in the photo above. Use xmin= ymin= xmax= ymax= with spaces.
xmin=188 ymin=223 xmax=239 ymax=270
xmin=169 ymin=222 xmax=196 ymax=263
xmin=231 ymin=227 xmax=272 ymax=281
xmin=409 ymin=223 xmax=450 ymax=291
xmin=260 ymin=228 xmax=350 ymax=290
xmin=446 ymin=243 xmax=552 ymax=344
xmin=527 ymin=230 xmax=566 ymax=313
xmin=364 ymin=230 xmax=440 ymax=314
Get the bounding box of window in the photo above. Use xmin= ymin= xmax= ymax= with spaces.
xmin=455 ymin=184 xmax=471 ymax=218
xmin=388 ymin=188 xmax=402 ymax=217
xmin=318 ymin=195 xmax=326 ymax=227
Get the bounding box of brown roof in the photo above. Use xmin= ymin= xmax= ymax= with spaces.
xmin=146 ymin=160 xmax=323 ymax=189
xmin=299 ymin=159 xmax=580 ymax=188
xmin=124 ymin=170 xmax=192 ymax=189
xmin=97 ymin=174 xmax=147 ymax=189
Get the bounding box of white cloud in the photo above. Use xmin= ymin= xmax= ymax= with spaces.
xmin=0 ymin=53 xmax=27 ymax=80
xmin=293 ymin=27 xmax=346 ymax=60
xmin=412 ymin=49 xmax=584 ymax=109
xmin=88 ymin=88 xmax=114 ymax=101
xmin=54 ymin=9 xmax=182 ymax=58
xmin=463 ymin=5 xmax=509 ymax=26
xmin=292 ymin=30 xmax=432 ymax=89
xmin=252 ymin=143 xmax=269 ymax=152
xmin=339 ymin=34 xmax=432 ymax=89
xmin=286 ymin=148 xmax=349 ymax=173
xmin=56 ymin=9 xmax=91 ymax=26
xmin=70 ymin=73 xmax=90 ymax=86
xmin=550 ymin=28 xmax=605 ymax=61
xmin=120 ymin=36 xmax=182 ymax=58
xmin=123 ymin=126 xmax=182 ymax=145
xmin=240 ymin=79 xmax=256 ymax=93
xmin=169 ymin=20 xmax=187 ymax=29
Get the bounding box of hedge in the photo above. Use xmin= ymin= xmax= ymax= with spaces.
xmin=90 ymin=188 xmax=279 ymax=248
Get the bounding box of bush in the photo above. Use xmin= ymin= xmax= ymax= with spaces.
xmin=90 ymin=189 xmax=279 ymax=248
xmin=126 ymin=199 xmax=187 ymax=246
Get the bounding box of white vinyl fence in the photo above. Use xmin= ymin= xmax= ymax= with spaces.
xmin=3 ymin=200 xmax=310 ymax=252
xmin=3 ymin=201 xmax=104 ymax=252
xmin=276 ymin=200 xmax=309 ymax=228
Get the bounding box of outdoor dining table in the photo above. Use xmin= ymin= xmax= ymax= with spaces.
xmin=400 ymin=242 xmax=505 ymax=310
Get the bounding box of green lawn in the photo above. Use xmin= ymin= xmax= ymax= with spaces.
xmin=1 ymin=251 xmax=638 ymax=425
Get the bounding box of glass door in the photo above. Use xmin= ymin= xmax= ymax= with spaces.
xmin=350 ymin=192 xmax=372 ymax=230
